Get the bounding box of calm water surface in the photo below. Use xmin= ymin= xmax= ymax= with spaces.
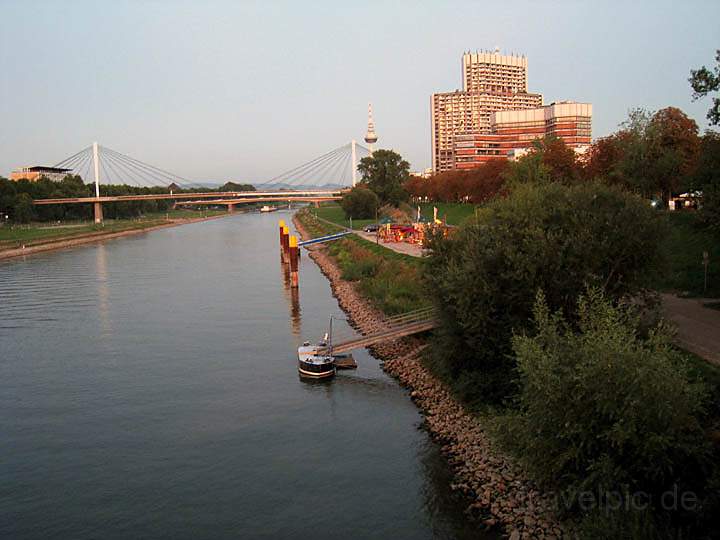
xmin=1 ymin=211 xmax=487 ymax=539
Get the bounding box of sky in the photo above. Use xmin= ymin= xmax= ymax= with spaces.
xmin=1 ymin=0 xmax=718 ymax=183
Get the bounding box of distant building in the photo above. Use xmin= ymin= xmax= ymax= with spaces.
xmin=9 ymin=166 xmax=72 ymax=182
xmin=454 ymin=102 xmax=593 ymax=169
xmin=410 ymin=168 xmax=434 ymax=179
xmin=431 ymin=50 xmax=543 ymax=172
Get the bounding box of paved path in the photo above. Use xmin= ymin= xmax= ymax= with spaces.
xmin=662 ymin=294 xmax=720 ymax=366
xmin=312 ymin=214 xmax=425 ymax=257
xmin=355 ymin=231 xmax=425 ymax=257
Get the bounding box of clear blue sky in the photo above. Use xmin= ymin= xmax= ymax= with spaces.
xmin=1 ymin=0 xmax=718 ymax=182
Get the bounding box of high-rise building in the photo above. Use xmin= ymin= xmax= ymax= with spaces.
xmin=453 ymin=102 xmax=593 ymax=169
xmin=431 ymin=50 xmax=543 ymax=172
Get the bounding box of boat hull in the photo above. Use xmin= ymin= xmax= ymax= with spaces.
xmin=297 ymin=359 xmax=336 ymax=379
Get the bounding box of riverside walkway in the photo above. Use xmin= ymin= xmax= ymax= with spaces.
xmin=662 ymin=294 xmax=720 ymax=366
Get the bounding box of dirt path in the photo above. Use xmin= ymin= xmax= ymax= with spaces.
xmin=662 ymin=294 xmax=720 ymax=366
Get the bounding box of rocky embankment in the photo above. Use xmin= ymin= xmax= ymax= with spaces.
xmin=293 ymin=215 xmax=569 ymax=539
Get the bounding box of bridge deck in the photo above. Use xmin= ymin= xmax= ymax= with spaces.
xmin=32 ymin=190 xmax=345 ymax=205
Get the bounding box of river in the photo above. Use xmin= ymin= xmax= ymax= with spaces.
xmin=1 ymin=211 xmax=484 ymax=539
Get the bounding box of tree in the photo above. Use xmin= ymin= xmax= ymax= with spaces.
xmin=495 ymin=289 xmax=709 ymax=533
xmin=650 ymin=107 xmax=701 ymax=201
xmin=220 ymin=181 xmax=256 ymax=192
xmin=692 ymin=131 xmax=720 ymax=230
xmin=690 ymin=49 xmax=720 ymax=125
xmin=464 ymin=159 xmax=508 ymax=203
xmin=340 ymin=185 xmax=379 ymax=219
xmin=423 ymin=182 xmax=667 ymax=406
xmin=13 ymin=193 xmax=35 ymax=223
xmin=506 ymin=135 xmax=582 ymax=186
xmin=582 ymin=131 xmax=634 ymax=184
xmin=357 ymin=149 xmax=409 ymax=206
xmin=404 ymin=175 xmax=429 ymax=201
xmin=0 ymin=177 xmax=17 ymax=219
xmin=613 ymin=107 xmax=700 ymax=204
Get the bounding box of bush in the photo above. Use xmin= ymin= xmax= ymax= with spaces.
xmin=423 ymin=181 xmax=667 ymax=406
xmin=340 ymin=186 xmax=379 ymax=219
xmin=495 ymin=289 xmax=709 ymax=525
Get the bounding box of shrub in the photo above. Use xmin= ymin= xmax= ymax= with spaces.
xmin=495 ymin=289 xmax=709 ymax=522
xmin=423 ymin=181 xmax=667 ymax=406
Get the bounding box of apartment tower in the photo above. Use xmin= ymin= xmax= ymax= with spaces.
xmin=431 ymin=50 xmax=543 ymax=172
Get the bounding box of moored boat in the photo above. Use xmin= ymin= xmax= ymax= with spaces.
xmin=260 ymin=205 xmax=277 ymax=213
xmin=297 ymin=336 xmax=336 ymax=379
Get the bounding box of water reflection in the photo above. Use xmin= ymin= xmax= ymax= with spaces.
xmin=281 ymin=262 xmax=302 ymax=337
xmin=94 ymin=244 xmax=113 ymax=339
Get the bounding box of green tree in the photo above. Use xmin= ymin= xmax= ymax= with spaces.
xmin=423 ymin=182 xmax=667 ymax=406
xmin=357 ymin=149 xmax=409 ymax=206
xmin=616 ymin=107 xmax=700 ymax=204
xmin=220 ymin=181 xmax=256 ymax=192
xmin=340 ymin=185 xmax=379 ymax=219
xmin=692 ymin=131 xmax=720 ymax=230
xmin=496 ymin=289 xmax=709 ymax=533
xmin=690 ymin=49 xmax=720 ymax=125
xmin=507 ymin=135 xmax=581 ymax=185
xmin=0 ymin=177 xmax=17 ymax=220
xmin=13 ymin=193 xmax=35 ymax=223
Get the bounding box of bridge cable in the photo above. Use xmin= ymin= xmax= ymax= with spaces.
xmin=256 ymin=143 xmax=351 ymax=188
xmin=264 ymin=145 xmax=348 ymax=188
xmin=102 ymin=147 xmax=195 ymax=189
xmin=278 ymin=144 xmax=352 ymax=188
xmin=102 ymin=150 xmax=144 ymax=188
xmin=104 ymin=150 xmax=172 ymax=188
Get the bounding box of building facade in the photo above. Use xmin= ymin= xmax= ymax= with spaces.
xmin=453 ymin=102 xmax=593 ymax=169
xmin=9 ymin=166 xmax=72 ymax=182
xmin=431 ymin=51 xmax=543 ymax=172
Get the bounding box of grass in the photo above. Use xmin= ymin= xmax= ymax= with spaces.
xmin=657 ymin=212 xmax=720 ymax=298
xmin=297 ymin=209 xmax=428 ymax=315
xmin=675 ymin=347 xmax=720 ymax=419
xmin=419 ymin=202 xmax=478 ymax=226
xmin=315 ymin=201 xmax=479 ymax=229
xmin=313 ymin=204 xmax=376 ymax=230
xmin=0 ymin=209 xmax=226 ymax=251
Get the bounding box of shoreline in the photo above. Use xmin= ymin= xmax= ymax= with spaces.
xmin=0 ymin=213 xmax=232 ymax=261
xmin=293 ymin=213 xmax=568 ymax=539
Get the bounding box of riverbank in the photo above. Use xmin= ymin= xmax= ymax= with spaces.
xmin=293 ymin=213 xmax=569 ymax=539
xmin=0 ymin=212 xmax=231 ymax=261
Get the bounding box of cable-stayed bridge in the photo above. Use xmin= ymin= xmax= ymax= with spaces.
xmin=32 ymin=141 xmax=372 ymax=222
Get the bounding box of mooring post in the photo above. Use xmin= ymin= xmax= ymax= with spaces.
xmin=282 ymin=225 xmax=290 ymax=263
xmin=279 ymin=220 xmax=286 ymax=262
xmin=289 ymin=235 xmax=299 ymax=288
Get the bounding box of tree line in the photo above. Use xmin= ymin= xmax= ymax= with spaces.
xmin=405 ymin=106 xmax=719 ymax=230
xmin=0 ymin=176 xmax=255 ymax=223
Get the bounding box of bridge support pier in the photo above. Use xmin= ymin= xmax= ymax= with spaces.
xmin=93 ymin=202 xmax=103 ymax=224
xmin=227 ymin=203 xmax=235 ymax=213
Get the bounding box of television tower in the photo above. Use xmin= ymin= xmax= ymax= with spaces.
xmin=364 ymin=103 xmax=378 ymax=155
